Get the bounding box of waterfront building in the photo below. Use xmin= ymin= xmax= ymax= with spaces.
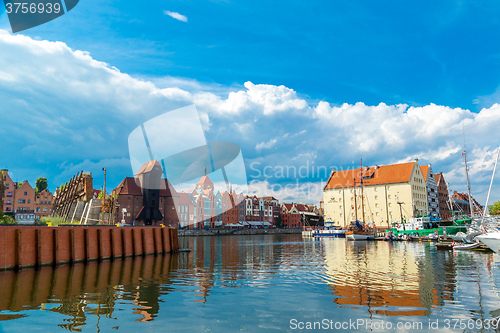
xmin=281 ymin=202 xmax=319 ymax=228
xmin=451 ymin=191 xmax=483 ymax=216
xmin=262 ymin=196 xmax=281 ymax=225
xmin=435 ymin=172 xmax=452 ymax=221
xmin=14 ymin=181 xmax=35 ymax=214
xmin=323 ymin=160 xmax=429 ymax=228
xmin=176 ymin=192 xmax=196 ymax=229
xmin=114 ymin=167 xmax=262 ymax=229
xmin=34 ymin=188 xmax=53 ymax=220
xmin=1 ymin=169 xmax=15 ymax=213
xmin=113 ymin=176 xmax=179 ymax=227
xmin=420 ymin=165 xmax=440 ymax=220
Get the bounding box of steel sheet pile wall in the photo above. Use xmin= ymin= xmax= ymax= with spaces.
xmin=0 ymin=226 xmax=179 ymax=270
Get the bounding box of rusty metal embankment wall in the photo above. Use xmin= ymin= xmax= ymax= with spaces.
xmin=0 ymin=226 xmax=179 ymax=271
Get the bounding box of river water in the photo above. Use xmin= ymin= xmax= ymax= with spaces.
xmin=1 ymin=234 xmax=500 ymax=332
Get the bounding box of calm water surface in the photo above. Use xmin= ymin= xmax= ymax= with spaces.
xmin=1 ymin=234 xmax=500 ymax=332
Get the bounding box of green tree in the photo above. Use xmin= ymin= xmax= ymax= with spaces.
xmin=35 ymin=177 xmax=48 ymax=195
xmin=0 ymin=212 xmax=16 ymax=225
xmin=490 ymin=200 xmax=500 ymax=215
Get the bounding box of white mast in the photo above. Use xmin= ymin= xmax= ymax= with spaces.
xmin=463 ymin=149 xmax=475 ymax=218
xmin=483 ymin=146 xmax=500 ymax=217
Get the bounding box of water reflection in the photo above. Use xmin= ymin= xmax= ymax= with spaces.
xmin=0 ymin=254 xmax=177 ymax=330
xmin=0 ymin=235 xmax=499 ymax=332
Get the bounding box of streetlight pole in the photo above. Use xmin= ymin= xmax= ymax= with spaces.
xmin=101 ymin=167 xmax=107 ymax=224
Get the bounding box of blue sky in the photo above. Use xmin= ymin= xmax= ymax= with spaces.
xmin=1 ymin=0 xmax=500 ymax=205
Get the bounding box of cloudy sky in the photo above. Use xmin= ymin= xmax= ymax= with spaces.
xmin=1 ymin=0 xmax=500 ymax=206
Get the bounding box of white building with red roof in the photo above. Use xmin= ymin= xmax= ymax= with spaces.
xmin=323 ymin=159 xmax=428 ymax=228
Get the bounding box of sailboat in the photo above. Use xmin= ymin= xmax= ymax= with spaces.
xmin=346 ymin=159 xmax=376 ymax=241
xmin=475 ymin=146 xmax=500 ymax=252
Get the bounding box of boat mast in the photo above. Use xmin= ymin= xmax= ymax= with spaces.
xmin=360 ymin=159 xmax=365 ymax=222
xmin=463 ymin=149 xmax=475 ymax=218
xmin=446 ymin=181 xmax=456 ymax=223
xmin=483 ymin=146 xmax=500 ymax=217
xmin=353 ymin=177 xmax=358 ymax=221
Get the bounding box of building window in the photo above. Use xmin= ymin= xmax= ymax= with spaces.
xmin=24 ymin=192 xmax=27 ymax=196
xmin=18 ymin=199 xmax=25 ymax=204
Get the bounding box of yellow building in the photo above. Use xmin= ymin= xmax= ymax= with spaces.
xmin=323 ymin=159 xmax=428 ymax=228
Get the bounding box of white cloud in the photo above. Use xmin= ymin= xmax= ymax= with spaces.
xmin=163 ymin=11 xmax=188 ymax=23
xmin=255 ymin=138 xmax=277 ymax=151
xmin=2 ymin=30 xmax=500 ymax=204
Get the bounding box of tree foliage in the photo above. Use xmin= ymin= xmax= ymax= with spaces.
xmin=0 ymin=213 xmax=16 ymax=225
xmin=36 ymin=177 xmax=48 ymax=195
xmin=490 ymin=200 xmax=500 ymax=215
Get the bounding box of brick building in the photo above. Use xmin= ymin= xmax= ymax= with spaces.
xmin=14 ymin=181 xmax=35 ymax=213
xmin=434 ymin=172 xmax=451 ymax=221
xmin=35 ymin=188 xmax=54 ymax=220
xmin=1 ymin=169 xmax=15 ymax=213
xmin=113 ymin=177 xmax=179 ymax=227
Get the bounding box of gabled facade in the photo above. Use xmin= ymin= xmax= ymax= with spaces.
xmin=281 ymin=202 xmax=320 ymax=228
xmin=323 ymin=160 xmax=428 ymax=228
xmin=435 ymin=173 xmax=451 ymax=221
xmin=420 ymin=165 xmax=440 ymax=220
xmin=14 ymin=181 xmax=35 ymax=213
xmin=35 ymin=188 xmax=53 ymax=220
xmin=113 ymin=176 xmax=179 ymax=227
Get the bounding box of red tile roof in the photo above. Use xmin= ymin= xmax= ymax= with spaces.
xmin=324 ymin=162 xmax=416 ymax=190
xmin=135 ymin=160 xmax=163 ymax=176
xmin=114 ymin=177 xmax=178 ymax=197
xmin=283 ymin=203 xmax=293 ymax=212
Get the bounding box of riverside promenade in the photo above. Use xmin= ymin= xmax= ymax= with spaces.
xmin=0 ymin=226 xmax=179 ymax=271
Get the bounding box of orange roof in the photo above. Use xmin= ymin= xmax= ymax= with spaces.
xmin=420 ymin=165 xmax=429 ymax=181
xmin=324 ymin=162 xmax=416 ymax=190
xmin=434 ymin=173 xmax=440 ymax=184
